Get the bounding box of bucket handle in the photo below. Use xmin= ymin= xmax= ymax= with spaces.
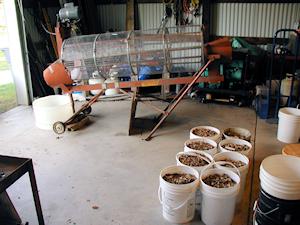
xmin=158 ymin=186 xmax=196 ymax=211
xmin=252 ymin=199 xmax=280 ymax=224
xmin=200 ymin=162 xmax=241 ymax=178
xmin=182 ymin=151 xmax=212 ymax=165
xmin=214 ymin=161 xmax=241 ymax=177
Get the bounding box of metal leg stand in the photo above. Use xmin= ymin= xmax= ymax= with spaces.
xmin=69 ymin=93 xmax=75 ymax=113
xmin=28 ymin=161 xmax=45 ymax=225
xmin=144 ymin=59 xmax=213 ymax=141
xmin=128 ymin=90 xmax=138 ymax=135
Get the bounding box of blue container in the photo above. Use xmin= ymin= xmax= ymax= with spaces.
xmin=256 ymin=96 xmax=269 ymax=119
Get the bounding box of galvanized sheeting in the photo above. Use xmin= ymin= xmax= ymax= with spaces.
xmin=97 ymin=4 xmax=126 ymax=32
xmin=212 ymin=3 xmax=300 ymax=38
xmin=97 ymin=3 xmax=202 ymax=32
xmin=138 ymin=3 xmax=202 ymax=30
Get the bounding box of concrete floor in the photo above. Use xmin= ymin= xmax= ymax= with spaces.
xmin=0 ymin=99 xmax=285 ymax=225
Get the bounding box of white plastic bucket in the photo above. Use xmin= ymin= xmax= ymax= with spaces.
xmin=200 ymin=165 xmax=240 ymax=225
xmin=184 ymin=138 xmax=218 ymax=156
xmin=213 ymin=152 xmax=249 ymax=202
xmin=33 ymin=95 xmax=73 ymax=130
xmin=259 ymin=155 xmax=300 ymax=200
xmin=158 ymin=165 xmax=199 ymax=223
xmin=190 ymin=126 xmax=221 ymax=142
xmin=176 ymin=151 xmax=213 ymax=174
xmin=219 ymin=138 xmax=252 ymax=156
xmin=176 ymin=151 xmax=213 ymax=206
xmin=277 ymin=107 xmax=300 ymax=143
xmin=222 ymin=127 xmax=251 ymax=142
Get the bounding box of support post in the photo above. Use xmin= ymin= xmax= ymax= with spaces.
xmin=202 ymin=0 xmax=211 ymax=43
xmin=126 ymin=0 xmax=135 ymax=31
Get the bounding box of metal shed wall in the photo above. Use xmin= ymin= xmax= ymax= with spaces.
xmin=211 ymin=3 xmax=300 ymax=37
xmin=138 ymin=3 xmax=202 ymax=30
xmin=97 ymin=4 xmax=126 ymax=32
xmin=97 ymin=3 xmax=202 ymax=32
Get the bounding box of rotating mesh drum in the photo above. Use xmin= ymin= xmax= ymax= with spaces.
xmin=61 ymin=25 xmax=204 ymax=80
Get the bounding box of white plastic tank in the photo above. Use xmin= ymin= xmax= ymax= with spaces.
xmin=33 ymin=95 xmax=73 ymax=130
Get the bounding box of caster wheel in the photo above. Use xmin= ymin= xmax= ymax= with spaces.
xmin=53 ymin=121 xmax=65 ymax=134
xmin=83 ymin=106 xmax=92 ymax=115
xmin=200 ymin=98 xmax=206 ymax=104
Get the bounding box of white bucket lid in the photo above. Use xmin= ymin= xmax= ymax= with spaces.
xmin=259 ymin=171 xmax=300 ymax=191
xmin=260 ymin=155 xmax=300 ymax=183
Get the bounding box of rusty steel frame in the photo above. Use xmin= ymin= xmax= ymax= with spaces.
xmin=144 ymin=59 xmax=213 ymax=140
xmin=54 ymin=49 xmax=226 ymax=139
xmin=64 ymin=90 xmax=104 ymax=126
xmin=59 ymin=58 xmax=218 ymax=140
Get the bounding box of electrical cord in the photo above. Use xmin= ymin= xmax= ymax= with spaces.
xmin=41 ymin=22 xmax=56 ymax=35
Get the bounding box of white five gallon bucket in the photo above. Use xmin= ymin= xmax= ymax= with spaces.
xmin=213 ymin=152 xmax=249 ymax=202
xmin=200 ymin=165 xmax=240 ymax=225
xmin=184 ymin=138 xmax=218 ymax=156
xmin=222 ymin=127 xmax=251 ymax=142
xmin=277 ymin=107 xmax=300 ymax=143
xmin=255 ymin=155 xmax=300 ymax=225
xmin=176 ymin=151 xmax=213 ymax=174
xmin=259 ymin=154 xmax=300 ymax=200
xmin=158 ymin=165 xmax=199 ymax=223
xmin=33 ymin=95 xmax=73 ymax=130
xmin=190 ymin=126 xmax=221 ymax=142
xmin=176 ymin=151 xmax=214 ymax=206
xmin=219 ymin=138 xmax=252 ymax=157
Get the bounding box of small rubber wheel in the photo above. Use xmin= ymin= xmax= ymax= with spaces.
xmin=83 ymin=106 xmax=92 ymax=115
xmin=53 ymin=121 xmax=66 ymax=134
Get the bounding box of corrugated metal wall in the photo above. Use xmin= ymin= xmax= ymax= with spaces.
xmin=97 ymin=4 xmax=126 ymax=32
xmin=98 ymin=3 xmax=300 ymax=38
xmin=211 ymin=3 xmax=300 ymax=37
xmin=138 ymin=3 xmax=202 ymax=30
xmin=97 ymin=3 xmax=202 ymax=32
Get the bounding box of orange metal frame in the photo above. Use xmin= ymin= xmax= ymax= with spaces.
xmin=45 ymin=28 xmax=231 ymax=139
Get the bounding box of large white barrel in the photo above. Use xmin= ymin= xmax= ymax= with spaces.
xmin=33 ymin=95 xmax=73 ymax=130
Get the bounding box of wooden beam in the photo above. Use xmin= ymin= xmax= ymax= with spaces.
xmin=41 ymin=8 xmax=58 ymax=58
xmin=126 ymin=0 xmax=135 ymax=31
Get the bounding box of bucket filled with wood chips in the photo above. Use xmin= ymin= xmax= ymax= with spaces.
xmin=184 ymin=138 xmax=218 ymax=156
xmin=223 ymin=127 xmax=251 ymax=142
xmin=200 ymin=164 xmax=240 ymax=225
xmin=158 ymin=165 xmax=200 ymax=223
xmin=190 ymin=126 xmax=221 ymax=142
xmin=214 ymin=151 xmax=249 ymax=202
xmin=176 ymin=151 xmax=213 ymax=206
xmin=219 ymin=138 xmax=252 ymax=156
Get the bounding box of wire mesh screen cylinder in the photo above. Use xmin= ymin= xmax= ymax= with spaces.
xmin=61 ymin=25 xmax=204 ymax=80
